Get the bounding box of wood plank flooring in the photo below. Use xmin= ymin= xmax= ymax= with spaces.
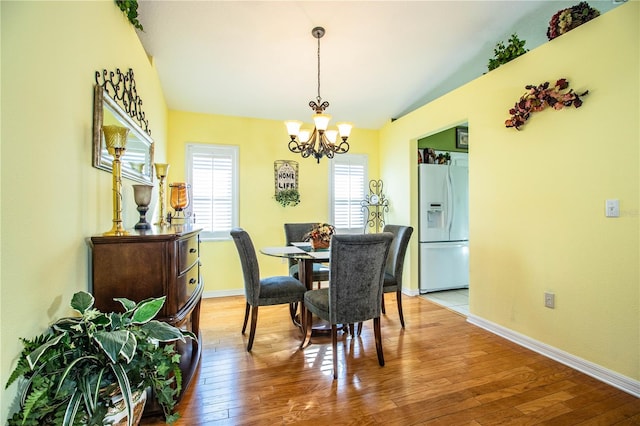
xmin=141 ymin=295 xmax=640 ymax=425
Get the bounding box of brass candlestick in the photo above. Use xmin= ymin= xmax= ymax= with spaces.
xmin=102 ymin=125 xmax=130 ymax=236
xmin=154 ymin=163 xmax=170 ymax=227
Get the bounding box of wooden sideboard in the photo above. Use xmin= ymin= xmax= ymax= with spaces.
xmin=89 ymin=225 xmax=203 ymax=412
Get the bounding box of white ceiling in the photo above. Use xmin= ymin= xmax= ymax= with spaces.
xmin=136 ymin=0 xmax=618 ymax=130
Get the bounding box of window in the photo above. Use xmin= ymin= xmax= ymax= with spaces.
xmin=329 ymin=154 xmax=367 ymax=233
xmin=186 ymin=144 xmax=238 ymax=240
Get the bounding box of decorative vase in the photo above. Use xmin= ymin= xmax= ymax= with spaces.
xmin=132 ymin=184 xmax=153 ymax=230
xmin=311 ymin=238 xmax=330 ymax=250
xmin=169 ymin=182 xmax=190 ymax=224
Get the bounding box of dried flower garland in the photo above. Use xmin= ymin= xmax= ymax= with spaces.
xmin=547 ymin=2 xmax=600 ymax=40
xmin=505 ymin=79 xmax=588 ymax=130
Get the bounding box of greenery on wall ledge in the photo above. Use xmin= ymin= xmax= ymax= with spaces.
xmin=487 ymin=33 xmax=528 ymax=71
xmin=275 ymin=189 xmax=300 ymax=207
xmin=115 ymin=0 xmax=143 ymax=31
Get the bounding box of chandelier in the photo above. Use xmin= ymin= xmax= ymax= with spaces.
xmin=285 ymin=27 xmax=352 ymax=163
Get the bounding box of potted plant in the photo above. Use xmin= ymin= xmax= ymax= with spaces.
xmin=487 ymin=33 xmax=528 ymax=71
xmin=5 ymin=291 xmax=194 ymax=426
xmin=274 ymin=188 xmax=300 ymax=207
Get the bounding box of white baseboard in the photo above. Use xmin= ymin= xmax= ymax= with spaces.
xmin=203 ymin=289 xmax=244 ymax=299
xmin=467 ymin=314 xmax=640 ymax=398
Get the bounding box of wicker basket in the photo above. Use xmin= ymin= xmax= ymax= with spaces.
xmin=311 ymin=238 xmax=330 ymax=250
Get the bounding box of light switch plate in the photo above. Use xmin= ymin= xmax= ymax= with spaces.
xmin=606 ymin=199 xmax=620 ymax=217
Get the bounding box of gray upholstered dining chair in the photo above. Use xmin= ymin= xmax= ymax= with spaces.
xmin=381 ymin=224 xmax=414 ymax=328
xmin=230 ymin=228 xmax=307 ymax=352
xmin=284 ymin=223 xmax=330 ymax=288
xmin=302 ymin=232 xmax=393 ymax=379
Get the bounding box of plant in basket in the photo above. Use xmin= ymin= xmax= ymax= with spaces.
xmin=303 ymin=223 xmax=335 ymax=249
xmin=5 ymin=291 xmax=194 ymax=426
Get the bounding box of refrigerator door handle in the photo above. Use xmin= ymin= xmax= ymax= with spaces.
xmin=446 ymin=166 xmax=454 ymax=235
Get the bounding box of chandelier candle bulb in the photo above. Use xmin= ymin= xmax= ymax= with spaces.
xmin=337 ymin=122 xmax=353 ymax=139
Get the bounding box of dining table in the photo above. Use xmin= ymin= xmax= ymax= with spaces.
xmin=260 ymin=242 xmax=333 ymax=335
xmin=259 ymin=242 xmax=330 ymax=291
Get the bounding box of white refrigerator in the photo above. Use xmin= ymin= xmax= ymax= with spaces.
xmin=419 ymin=154 xmax=469 ymax=293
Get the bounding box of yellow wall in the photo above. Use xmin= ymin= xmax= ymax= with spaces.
xmin=167 ymin=110 xmax=380 ymax=294
xmin=1 ymin=1 xmax=168 ymax=418
xmin=380 ymin=3 xmax=639 ymax=380
xmin=1 ymin=1 xmax=637 ymax=421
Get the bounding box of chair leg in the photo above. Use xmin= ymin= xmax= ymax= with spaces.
xmin=300 ymin=306 xmax=312 ymax=349
xmin=242 ymin=302 xmax=250 ymax=334
xmin=247 ymin=305 xmax=259 ymax=352
xmin=373 ymin=317 xmax=385 ymax=366
xmin=381 ymin=293 xmax=386 ymax=314
xmin=332 ymin=324 xmax=338 ymax=379
xmin=356 ymin=322 xmax=363 ymax=336
xmin=289 ymin=302 xmax=298 ymax=323
xmin=299 ymin=301 xmax=306 ymax=336
xmin=396 ymin=289 xmax=405 ymax=328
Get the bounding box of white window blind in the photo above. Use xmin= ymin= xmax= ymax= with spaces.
xmin=186 ymin=144 xmax=238 ymax=240
xmin=330 ymin=154 xmax=367 ymax=233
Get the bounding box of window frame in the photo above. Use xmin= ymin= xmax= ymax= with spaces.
xmin=329 ymin=154 xmax=368 ymax=234
xmin=185 ymin=143 xmax=239 ymax=241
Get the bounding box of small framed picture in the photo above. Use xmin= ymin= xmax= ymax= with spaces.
xmin=456 ymin=127 xmax=469 ymax=150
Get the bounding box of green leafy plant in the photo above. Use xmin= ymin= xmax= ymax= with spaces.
xmin=275 ymin=189 xmax=300 ymax=207
xmin=115 ymin=0 xmax=143 ymax=31
xmin=505 ymin=78 xmax=589 ymax=130
xmin=5 ymin=291 xmax=194 ymax=426
xmin=487 ymin=33 xmax=528 ymax=71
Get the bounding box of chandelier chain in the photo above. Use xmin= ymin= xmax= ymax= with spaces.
xmin=316 ymin=33 xmax=322 ymax=104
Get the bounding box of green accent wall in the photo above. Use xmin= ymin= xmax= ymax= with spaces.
xmin=417 ymin=126 xmax=468 ymax=152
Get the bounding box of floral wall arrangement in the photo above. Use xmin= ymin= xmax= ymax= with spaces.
xmin=505 ymin=79 xmax=589 ymax=130
xmin=547 ymin=1 xmax=600 ymax=40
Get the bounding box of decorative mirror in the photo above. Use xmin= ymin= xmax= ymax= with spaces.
xmin=93 ymin=69 xmax=154 ymax=184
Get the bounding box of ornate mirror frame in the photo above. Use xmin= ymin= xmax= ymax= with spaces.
xmin=92 ymin=68 xmax=154 ymax=184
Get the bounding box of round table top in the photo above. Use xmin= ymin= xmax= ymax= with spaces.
xmin=260 ymin=244 xmax=330 ymax=261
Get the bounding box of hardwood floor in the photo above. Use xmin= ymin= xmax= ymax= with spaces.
xmin=142 ymin=295 xmax=640 ymax=425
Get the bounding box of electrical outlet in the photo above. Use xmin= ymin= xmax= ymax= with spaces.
xmin=606 ymin=199 xmax=620 ymax=217
xmin=544 ymin=292 xmax=555 ymax=309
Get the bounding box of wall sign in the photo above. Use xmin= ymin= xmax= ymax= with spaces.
xmin=273 ymin=160 xmax=300 ymax=207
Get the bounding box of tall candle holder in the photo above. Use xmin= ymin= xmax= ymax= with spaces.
xmin=154 ymin=163 xmax=170 ymax=227
xmin=102 ymin=125 xmax=130 ymax=236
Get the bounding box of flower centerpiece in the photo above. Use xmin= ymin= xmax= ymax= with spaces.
xmin=547 ymin=2 xmax=600 ymax=40
xmin=303 ymin=223 xmax=335 ymax=250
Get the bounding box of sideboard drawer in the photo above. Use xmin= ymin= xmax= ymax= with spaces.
xmin=176 ymin=264 xmax=200 ymax=313
xmin=177 ymin=235 xmax=199 ymax=275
